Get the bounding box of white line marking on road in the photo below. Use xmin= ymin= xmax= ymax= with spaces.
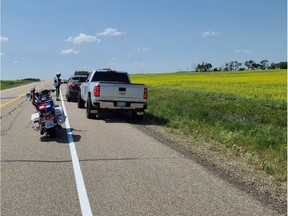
xmin=60 ymin=90 xmax=93 ymax=216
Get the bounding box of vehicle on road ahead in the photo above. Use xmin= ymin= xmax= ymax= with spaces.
xmin=78 ymin=69 xmax=148 ymax=119
xmin=66 ymin=75 xmax=87 ymax=102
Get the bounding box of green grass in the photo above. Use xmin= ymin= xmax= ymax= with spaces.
xmin=131 ymin=70 xmax=287 ymax=181
xmin=0 ymin=80 xmax=35 ymax=90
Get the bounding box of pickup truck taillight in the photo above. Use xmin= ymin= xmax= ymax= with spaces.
xmin=143 ymin=88 xmax=148 ymax=99
xmin=94 ymin=86 xmax=100 ymax=97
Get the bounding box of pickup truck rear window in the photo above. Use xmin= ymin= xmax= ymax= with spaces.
xmin=92 ymin=72 xmax=130 ymax=83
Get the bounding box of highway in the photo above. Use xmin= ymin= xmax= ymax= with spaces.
xmin=1 ymin=81 xmax=281 ymax=215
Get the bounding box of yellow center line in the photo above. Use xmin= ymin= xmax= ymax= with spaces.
xmin=0 ymin=93 xmax=28 ymax=108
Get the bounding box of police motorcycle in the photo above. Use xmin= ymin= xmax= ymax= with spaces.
xmin=28 ymin=87 xmax=66 ymax=137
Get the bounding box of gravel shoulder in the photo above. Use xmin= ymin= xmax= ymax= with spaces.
xmin=134 ymin=119 xmax=287 ymax=215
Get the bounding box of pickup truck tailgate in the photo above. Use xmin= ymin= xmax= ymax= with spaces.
xmin=99 ymin=83 xmax=147 ymax=102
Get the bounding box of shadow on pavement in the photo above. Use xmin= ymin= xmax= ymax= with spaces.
xmin=91 ymin=110 xmax=169 ymax=126
xmin=39 ymin=127 xmax=82 ymax=144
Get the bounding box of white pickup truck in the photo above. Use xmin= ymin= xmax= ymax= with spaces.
xmin=77 ymin=69 xmax=148 ymax=119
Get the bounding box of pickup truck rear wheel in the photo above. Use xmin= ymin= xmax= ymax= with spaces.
xmin=86 ymin=97 xmax=96 ymax=119
xmin=77 ymin=93 xmax=85 ymax=108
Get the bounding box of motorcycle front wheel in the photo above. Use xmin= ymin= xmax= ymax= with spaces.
xmin=46 ymin=127 xmax=56 ymax=137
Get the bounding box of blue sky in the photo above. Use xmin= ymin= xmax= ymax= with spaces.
xmin=1 ymin=0 xmax=287 ymax=80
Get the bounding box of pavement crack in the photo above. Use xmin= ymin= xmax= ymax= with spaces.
xmin=1 ymin=157 xmax=179 ymax=164
xmin=1 ymin=159 xmax=72 ymax=163
xmin=80 ymin=156 xmax=180 ymax=162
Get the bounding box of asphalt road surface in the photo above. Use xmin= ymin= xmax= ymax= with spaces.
xmin=1 ymin=81 xmax=282 ymax=216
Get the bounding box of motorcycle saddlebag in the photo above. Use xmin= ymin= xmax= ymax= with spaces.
xmin=31 ymin=113 xmax=41 ymax=130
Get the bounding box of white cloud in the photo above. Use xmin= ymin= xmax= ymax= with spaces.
xmin=66 ymin=33 xmax=100 ymax=44
xmin=0 ymin=52 xmax=4 ymax=56
xmin=0 ymin=36 xmax=9 ymax=42
xmin=202 ymin=31 xmax=220 ymax=37
xmin=121 ymin=62 xmax=154 ymax=67
xmin=137 ymin=48 xmax=149 ymax=51
xmin=60 ymin=49 xmax=79 ymax=55
xmin=109 ymin=57 xmax=118 ymax=66
xmin=235 ymin=49 xmax=251 ymax=54
xmin=97 ymin=28 xmax=125 ymax=36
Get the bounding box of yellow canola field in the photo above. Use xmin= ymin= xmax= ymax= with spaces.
xmin=131 ymin=70 xmax=287 ymax=104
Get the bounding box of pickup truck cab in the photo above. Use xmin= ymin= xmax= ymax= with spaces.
xmin=78 ymin=69 xmax=148 ymax=119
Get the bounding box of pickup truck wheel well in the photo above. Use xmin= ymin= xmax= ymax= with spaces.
xmin=86 ymin=94 xmax=97 ymax=119
xmin=77 ymin=92 xmax=85 ymax=108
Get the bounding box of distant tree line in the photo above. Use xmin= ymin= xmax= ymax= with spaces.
xmin=195 ymin=60 xmax=287 ymax=72
xmin=19 ymin=78 xmax=41 ymax=81
xmin=74 ymin=71 xmax=89 ymax=75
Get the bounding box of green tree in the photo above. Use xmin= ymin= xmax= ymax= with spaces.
xmin=74 ymin=71 xmax=89 ymax=75
xmin=245 ymin=60 xmax=256 ymax=70
xmin=195 ymin=62 xmax=213 ymax=72
xmin=224 ymin=61 xmax=241 ymax=71
xmin=260 ymin=60 xmax=269 ymax=70
xmin=269 ymin=62 xmax=279 ymax=69
xmin=278 ymin=61 xmax=287 ymax=69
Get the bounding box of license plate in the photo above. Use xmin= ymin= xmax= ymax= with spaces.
xmin=117 ymin=102 xmax=126 ymax=107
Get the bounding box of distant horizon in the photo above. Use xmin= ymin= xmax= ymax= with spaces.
xmin=2 ymin=68 xmax=287 ymax=81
